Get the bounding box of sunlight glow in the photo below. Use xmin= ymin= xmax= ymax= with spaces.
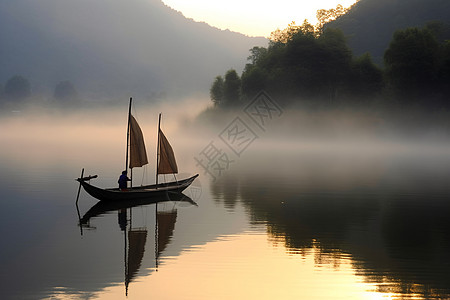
xmin=79 ymin=231 xmax=398 ymax=299
xmin=161 ymin=0 xmax=359 ymax=37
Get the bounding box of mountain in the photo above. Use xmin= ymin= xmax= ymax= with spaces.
xmin=0 ymin=0 xmax=267 ymax=101
xmin=327 ymin=0 xmax=450 ymax=64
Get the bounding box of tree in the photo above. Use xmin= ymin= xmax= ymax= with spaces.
xmin=384 ymin=27 xmax=440 ymax=102
xmin=438 ymin=40 xmax=450 ymax=105
xmin=269 ymin=20 xmax=318 ymax=44
xmin=317 ymin=28 xmax=353 ymax=101
xmin=4 ymin=75 xmax=31 ymax=101
xmin=210 ymin=76 xmax=224 ymax=106
xmin=241 ymin=25 xmax=357 ymax=104
xmin=223 ymin=69 xmax=241 ymax=107
xmin=247 ymin=46 xmax=268 ymax=65
xmin=316 ymin=4 xmax=350 ymax=31
xmin=350 ymin=53 xmax=383 ymax=98
xmin=241 ymin=66 xmax=268 ymax=98
xmin=54 ymin=80 xmax=78 ymax=101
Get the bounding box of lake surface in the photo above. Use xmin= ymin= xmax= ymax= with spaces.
xmin=1 ymin=110 xmax=450 ymax=299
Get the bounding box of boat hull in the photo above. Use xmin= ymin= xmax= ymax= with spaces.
xmin=78 ymin=174 xmax=199 ymax=202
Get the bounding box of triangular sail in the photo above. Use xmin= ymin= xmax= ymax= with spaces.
xmin=129 ymin=115 xmax=148 ymax=169
xmin=157 ymin=129 xmax=178 ymax=175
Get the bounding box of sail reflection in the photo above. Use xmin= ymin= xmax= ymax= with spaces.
xmin=126 ymin=226 xmax=147 ymax=295
xmin=156 ymin=208 xmax=177 ymax=259
xmin=77 ymin=194 xmax=197 ymax=296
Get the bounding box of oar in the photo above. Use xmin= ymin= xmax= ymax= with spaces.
xmin=76 ymin=168 xmax=84 ymax=236
xmin=76 ymin=168 xmax=84 ymax=205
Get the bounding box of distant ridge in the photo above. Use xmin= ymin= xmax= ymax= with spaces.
xmin=327 ymin=0 xmax=450 ymax=64
xmin=0 ymin=0 xmax=267 ymax=100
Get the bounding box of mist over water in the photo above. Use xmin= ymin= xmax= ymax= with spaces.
xmin=1 ymin=98 xmax=450 ymax=299
xmin=2 ymin=97 xmax=450 ymax=186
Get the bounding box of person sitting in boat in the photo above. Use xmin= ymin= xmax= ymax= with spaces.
xmin=118 ymin=170 xmax=131 ymax=191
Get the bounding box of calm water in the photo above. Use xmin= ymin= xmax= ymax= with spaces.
xmin=1 ymin=111 xmax=450 ymax=299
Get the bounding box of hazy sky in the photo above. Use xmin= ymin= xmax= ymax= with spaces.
xmin=162 ymin=0 xmax=358 ymax=37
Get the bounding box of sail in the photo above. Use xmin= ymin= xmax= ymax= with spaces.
xmin=157 ymin=129 xmax=178 ymax=174
xmin=129 ymin=115 xmax=148 ymax=168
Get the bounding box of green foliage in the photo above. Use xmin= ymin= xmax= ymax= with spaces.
xmin=241 ymin=26 xmax=360 ymax=105
xmin=209 ymin=22 xmax=386 ymax=108
xmin=316 ymin=4 xmax=350 ymax=31
xmin=269 ymin=20 xmax=319 ymax=44
xmin=247 ymin=46 xmax=268 ymax=65
xmin=241 ymin=66 xmax=268 ymax=98
xmin=210 ymin=76 xmax=224 ymax=106
xmin=210 ymin=12 xmax=450 ymax=111
xmin=209 ymin=70 xmax=242 ymax=108
xmin=223 ymin=69 xmax=241 ymax=107
xmin=316 ymin=28 xmax=353 ymax=101
xmin=350 ymin=53 xmax=383 ymax=98
xmin=439 ymin=40 xmax=450 ymax=101
xmin=384 ymin=27 xmax=440 ymax=102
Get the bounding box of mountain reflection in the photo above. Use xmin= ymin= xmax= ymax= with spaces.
xmin=211 ymin=164 xmax=450 ymax=298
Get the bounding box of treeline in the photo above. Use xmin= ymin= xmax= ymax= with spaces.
xmin=0 ymin=75 xmax=79 ymax=108
xmin=210 ymin=21 xmax=450 ymax=111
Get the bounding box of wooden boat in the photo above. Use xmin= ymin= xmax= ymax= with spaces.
xmin=78 ymin=175 xmax=198 ymax=202
xmin=77 ymin=97 xmax=198 ymax=202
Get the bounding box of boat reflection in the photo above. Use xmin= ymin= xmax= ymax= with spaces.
xmin=77 ymin=193 xmax=197 ymax=296
xmin=78 ymin=192 xmax=196 ymax=226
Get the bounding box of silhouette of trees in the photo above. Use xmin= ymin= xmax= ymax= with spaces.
xmin=54 ymin=80 xmax=78 ymax=102
xmin=247 ymin=46 xmax=268 ymax=65
xmin=210 ymin=76 xmax=224 ymax=107
xmin=348 ymin=53 xmax=383 ymax=100
xmin=0 ymin=76 xmax=86 ymax=109
xmin=240 ymin=24 xmax=364 ymax=105
xmin=384 ymin=27 xmax=440 ymax=102
xmin=440 ymin=40 xmax=450 ymax=102
xmin=209 ymin=70 xmax=241 ymax=108
xmin=316 ymin=4 xmax=350 ymax=31
xmin=269 ymin=20 xmax=318 ymax=44
xmin=209 ymin=9 xmax=449 ymax=111
xmin=383 ymin=24 xmax=450 ymax=109
xmin=3 ymin=75 xmax=31 ymax=101
xmin=269 ymin=3 xmax=352 ymax=43
xmin=223 ymin=69 xmax=241 ymax=107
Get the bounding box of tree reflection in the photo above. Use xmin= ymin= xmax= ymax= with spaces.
xmin=211 ymin=171 xmax=450 ymax=298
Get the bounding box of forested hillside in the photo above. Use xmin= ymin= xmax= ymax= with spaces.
xmin=209 ymin=0 xmax=450 ymax=113
xmin=328 ymin=0 xmax=450 ymax=64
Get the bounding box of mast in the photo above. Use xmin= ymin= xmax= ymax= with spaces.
xmin=124 ymin=215 xmax=128 ymax=296
xmin=125 ymin=98 xmax=132 ymax=175
xmin=155 ymin=202 xmax=159 ymax=270
xmin=156 ymin=113 xmax=161 ymax=187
